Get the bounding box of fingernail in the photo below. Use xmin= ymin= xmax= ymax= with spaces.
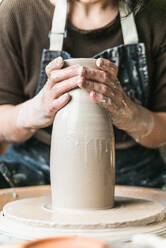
xmin=47 ymin=57 xmax=63 ymax=70
xmin=93 ymin=91 xmax=96 ymax=96
xmin=57 ymin=56 xmax=63 ymax=65
xmin=62 ymin=93 xmax=70 ymax=99
xmin=78 ymin=81 xmax=82 ymax=88
xmin=96 ymin=58 xmax=103 ymax=67
xmin=50 ymin=0 xmax=56 ymax=5
xmin=90 ymin=90 xmax=96 ymax=97
xmin=46 ymin=63 xmax=52 ymax=70
xmin=57 ymin=93 xmax=69 ymax=103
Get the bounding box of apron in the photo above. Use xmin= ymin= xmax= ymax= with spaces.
xmin=0 ymin=0 xmax=166 ymax=189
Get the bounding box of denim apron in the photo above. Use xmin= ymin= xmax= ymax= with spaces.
xmin=0 ymin=1 xmax=166 ymax=189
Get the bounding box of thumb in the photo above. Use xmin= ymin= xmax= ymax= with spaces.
xmin=50 ymin=0 xmax=56 ymax=6
xmin=45 ymin=57 xmax=64 ymax=77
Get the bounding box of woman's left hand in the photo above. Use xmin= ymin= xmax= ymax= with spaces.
xmin=80 ymin=58 xmax=136 ymax=131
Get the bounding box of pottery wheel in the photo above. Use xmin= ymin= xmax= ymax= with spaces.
xmin=0 ymin=195 xmax=166 ymax=242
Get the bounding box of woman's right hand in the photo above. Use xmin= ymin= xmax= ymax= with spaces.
xmin=16 ymin=57 xmax=84 ymax=130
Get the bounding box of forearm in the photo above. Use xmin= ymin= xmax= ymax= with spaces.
xmin=125 ymin=104 xmax=166 ymax=148
xmin=0 ymin=104 xmax=37 ymax=143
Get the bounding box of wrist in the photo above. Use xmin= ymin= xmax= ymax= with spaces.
xmin=16 ymin=100 xmax=38 ymax=133
xmin=126 ymin=104 xmax=154 ymax=142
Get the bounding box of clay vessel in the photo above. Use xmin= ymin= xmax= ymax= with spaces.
xmin=50 ymin=58 xmax=115 ymax=210
xmin=21 ymin=236 xmax=107 ymax=248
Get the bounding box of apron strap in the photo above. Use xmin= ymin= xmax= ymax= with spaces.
xmin=49 ymin=1 xmax=139 ymax=49
xmin=119 ymin=2 xmax=139 ymax=45
xmin=49 ymin=0 xmax=68 ymax=51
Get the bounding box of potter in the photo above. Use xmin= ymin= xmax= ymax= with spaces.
xmin=50 ymin=58 xmax=115 ymax=210
xmin=0 ymin=0 xmax=166 ymax=190
xmin=1 ymin=0 xmax=166 ymax=243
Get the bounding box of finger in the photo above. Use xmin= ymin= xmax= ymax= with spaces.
xmin=82 ymin=80 xmax=115 ymax=98
xmin=96 ymin=58 xmax=118 ymax=76
xmin=50 ymin=0 xmax=56 ymax=6
xmin=52 ymin=76 xmax=84 ymax=98
xmin=45 ymin=57 xmax=64 ymax=77
xmin=83 ymin=67 xmax=117 ymax=87
xmin=48 ymin=65 xmax=84 ymax=88
xmin=49 ymin=93 xmax=71 ymax=113
xmin=90 ymin=91 xmax=114 ymax=111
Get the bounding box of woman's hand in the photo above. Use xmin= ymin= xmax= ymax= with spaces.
xmin=79 ymin=58 xmax=136 ymax=131
xmin=80 ymin=58 xmax=154 ymax=142
xmin=17 ymin=57 xmax=84 ymax=130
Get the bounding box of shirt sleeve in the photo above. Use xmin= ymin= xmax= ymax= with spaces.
xmin=151 ymin=41 xmax=166 ymax=112
xmin=0 ymin=0 xmax=25 ymax=105
xmin=145 ymin=0 xmax=166 ymax=112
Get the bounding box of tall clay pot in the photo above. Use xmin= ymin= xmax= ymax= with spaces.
xmin=50 ymin=58 xmax=115 ymax=211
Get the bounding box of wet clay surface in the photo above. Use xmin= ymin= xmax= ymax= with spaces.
xmin=2 ymin=196 xmax=165 ymax=229
xmin=1 ymin=186 xmax=166 ymax=241
xmin=115 ymin=185 xmax=166 ymax=208
xmin=51 ymin=59 xmax=115 ymax=210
